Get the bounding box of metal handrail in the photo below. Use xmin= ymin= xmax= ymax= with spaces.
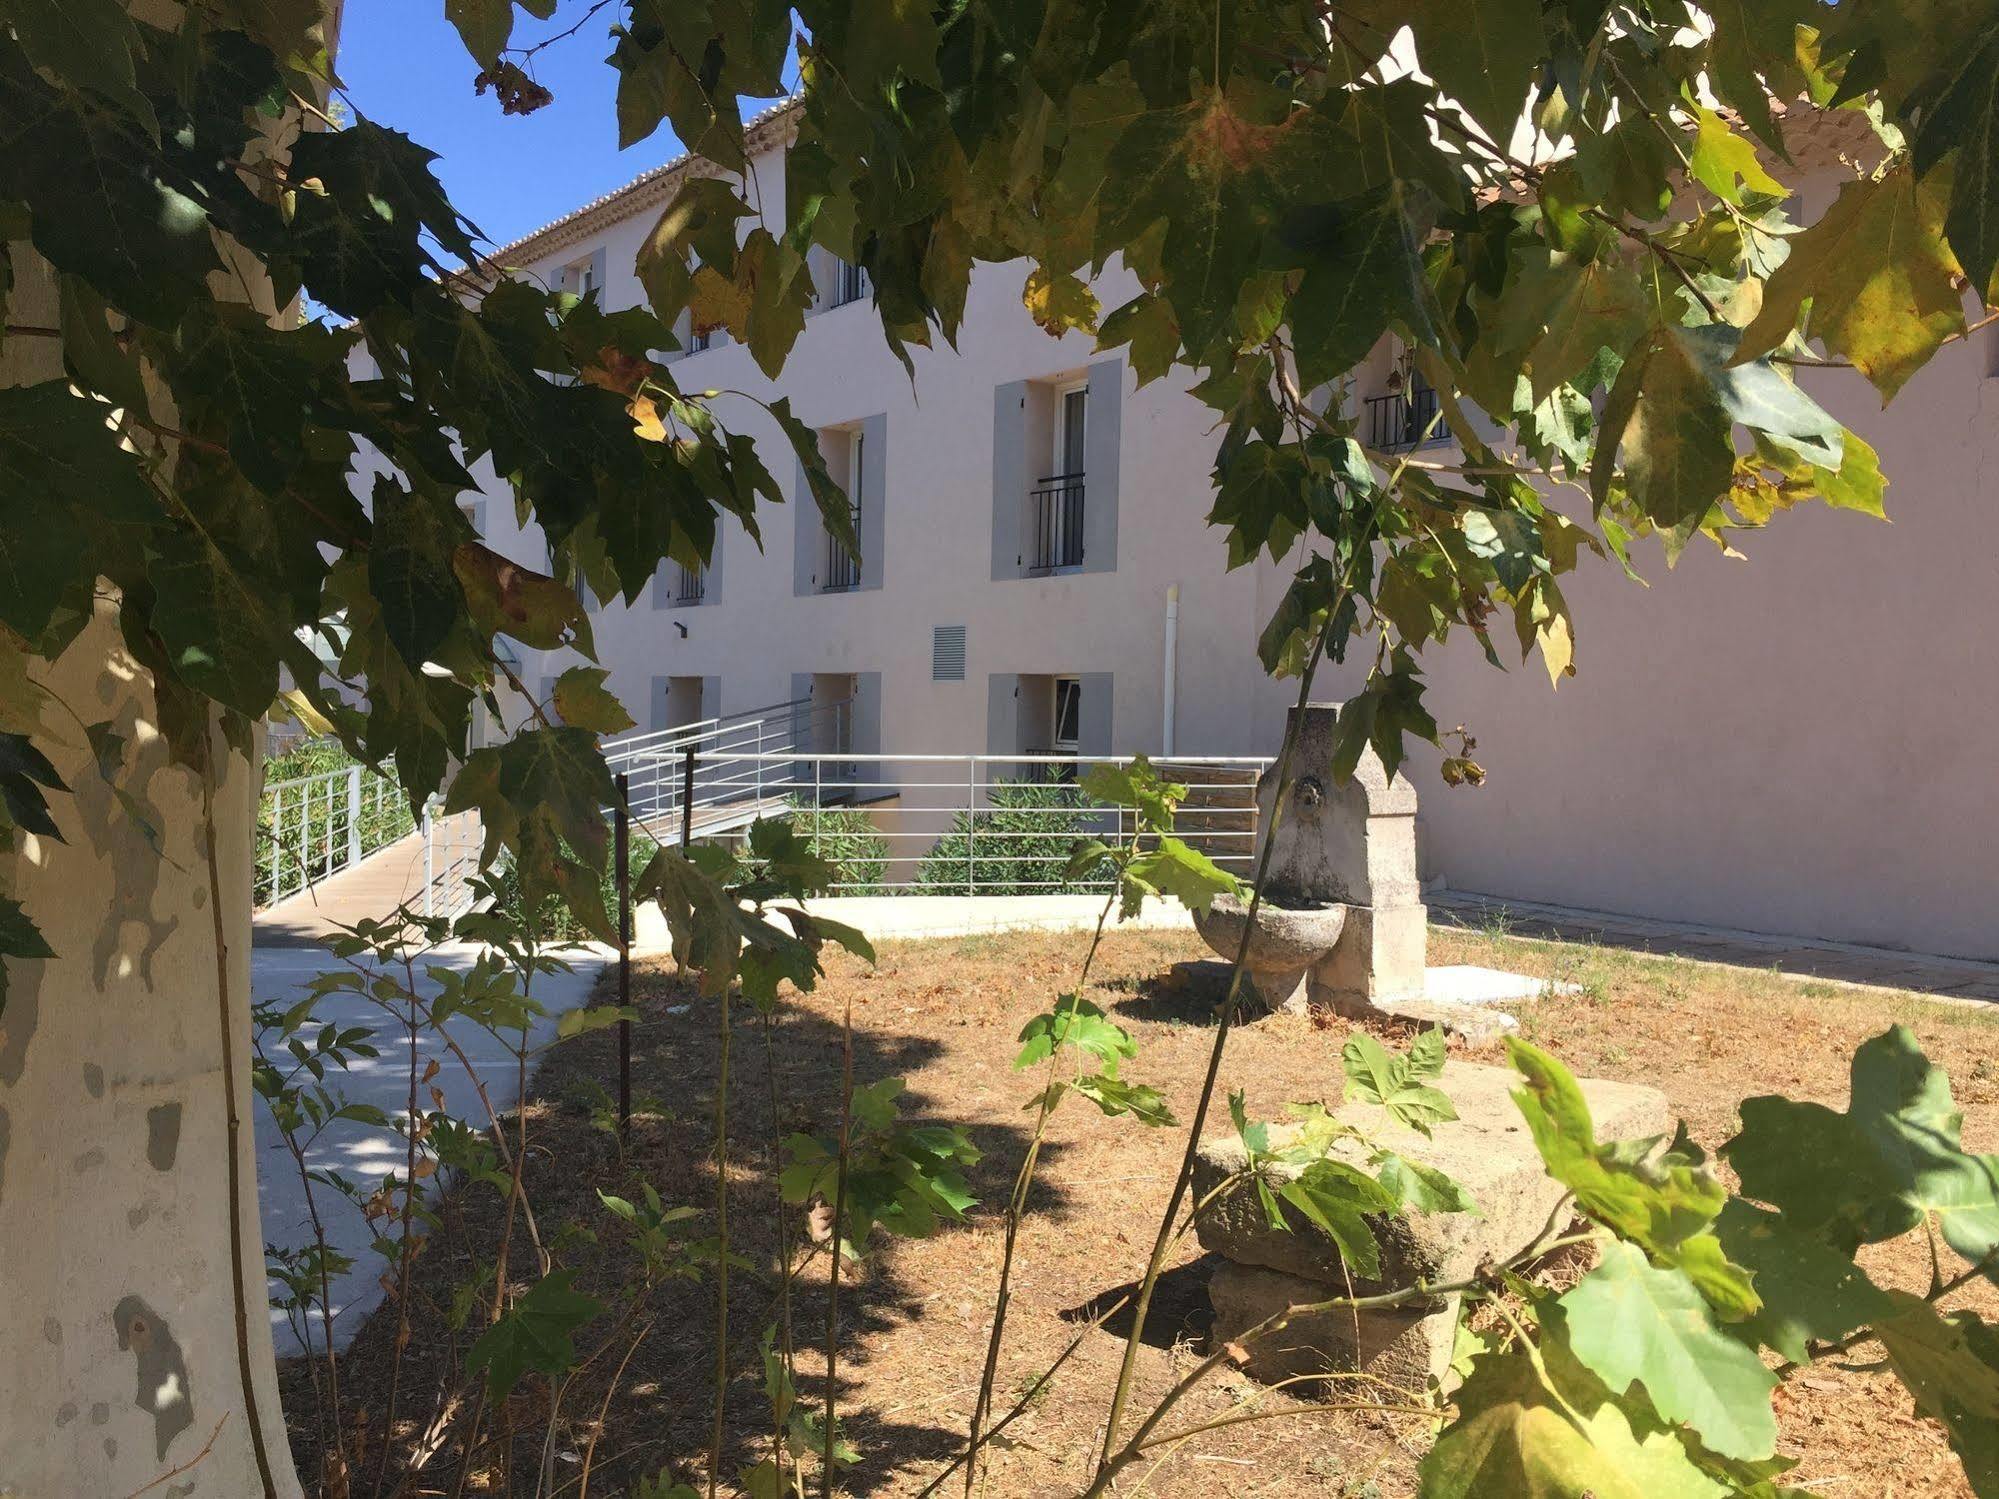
xmin=618 ymin=749 xmax=1271 ymax=893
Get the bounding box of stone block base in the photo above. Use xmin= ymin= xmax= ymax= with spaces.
xmin=1208 ymin=1260 xmax=1458 ymax=1396
xmin=1194 ymin=1060 xmax=1670 ymax=1288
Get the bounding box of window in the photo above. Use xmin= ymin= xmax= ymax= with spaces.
xmin=1051 ymin=676 xmax=1082 ymax=755
xmin=822 ymin=429 xmax=863 ymax=592
xmin=563 ymin=256 xmax=600 ymax=303
xmin=672 ymin=560 xmax=706 ymax=604
xmin=689 ymin=324 xmax=713 ymax=354
xmin=830 ymin=258 xmax=869 ymax=308
xmin=1365 ymin=349 xmax=1446 ymax=453
xmin=1029 ymin=383 xmax=1088 ymax=574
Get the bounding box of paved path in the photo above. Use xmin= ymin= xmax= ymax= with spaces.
xmin=1431 ymin=889 xmax=1999 ymax=1002
xmin=251 ymin=942 xmax=609 ymax=1355
xmin=255 ymin=812 xmax=479 ymax=946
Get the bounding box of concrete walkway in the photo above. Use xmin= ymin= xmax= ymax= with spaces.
xmin=251 ymin=941 xmax=609 ymax=1355
xmin=254 ymin=812 xmax=479 ymax=947
xmin=1431 ymin=889 xmax=1999 ymax=1002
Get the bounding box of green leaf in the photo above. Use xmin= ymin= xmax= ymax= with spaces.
xmin=169 ymin=302 xmax=351 ymax=490
xmin=1508 ymin=1038 xmax=1758 ymax=1316
xmin=146 ymin=527 xmax=287 ymax=716
xmin=1713 ymin=1201 xmax=1895 ymax=1364
xmin=464 ymin=1268 xmax=604 ymax=1400
xmin=1344 ymin=1029 xmax=1459 ymax=1135
xmin=1558 ymin=1242 xmax=1780 ymax=1462
xmin=0 ymin=890 xmax=53 ymax=1018
xmin=444 ymin=0 xmax=518 ymax=68
xmin=1096 ymin=293 xmax=1180 ymax=385
xmin=1078 ymin=755 xmax=1183 ymax=832
xmin=1286 ymin=183 xmax=1436 ymax=391
xmin=1593 ymin=324 xmax=1736 ymax=557
xmin=1401 ymin=0 xmax=1545 ymax=145
xmin=1275 ymin=1159 xmax=1397 ymax=1280
xmin=1419 ymin=1336 xmax=1730 ymax=1499
xmin=551 ymin=666 xmax=635 ymax=734
xmin=1015 ymin=994 xmax=1133 ymax=1070
xmin=0 ymin=44 xmax=216 ymax=327
xmin=1122 ymin=837 xmax=1240 ymax=916
xmin=1910 ymin=20 xmax=1999 ymax=299
xmin=1375 ymin=1151 xmax=1477 ymax=1215
xmin=556 ymin=1004 xmax=639 ymax=1040
xmin=57 ymin=275 xmax=147 ymax=415
xmin=0 ymin=382 xmax=156 ymax=635
xmin=1735 ymin=164 xmax=1966 ymax=400
xmin=367 ymin=477 xmax=460 ymax=671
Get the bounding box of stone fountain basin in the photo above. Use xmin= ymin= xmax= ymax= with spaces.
xmin=1193 ymin=891 xmax=1349 ymax=970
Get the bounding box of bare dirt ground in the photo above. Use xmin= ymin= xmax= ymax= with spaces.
xmin=286 ymin=921 xmax=1999 ymax=1497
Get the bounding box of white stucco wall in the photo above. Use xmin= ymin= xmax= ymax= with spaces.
xmin=467 ymin=138 xmax=1999 ymax=960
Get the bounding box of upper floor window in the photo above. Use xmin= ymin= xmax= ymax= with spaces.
xmin=830 ymin=258 xmax=870 ymax=308
xmin=562 ymin=254 xmax=601 ymax=304
xmin=823 ymin=428 xmax=864 ymax=592
xmin=1028 ymin=383 xmax=1087 ymax=574
xmin=689 ymin=324 xmax=713 ymax=353
xmin=672 ymin=560 xmax=706 ymax=605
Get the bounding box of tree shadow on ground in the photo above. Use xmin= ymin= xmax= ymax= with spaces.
xmin=277 ymin=955 xmax=1074 ymax=1498
xmin=1061 ymin=1255 xmax=1220 ymax=1352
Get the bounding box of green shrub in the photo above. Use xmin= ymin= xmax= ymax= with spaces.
xmin=916 ymin=775 xmax=1101 ymax=895
xmin=786 ymin=800 xmax=890 ymax=892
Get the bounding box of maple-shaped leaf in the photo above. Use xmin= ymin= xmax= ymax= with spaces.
xmin=465 ymin=1268 xmax=603 ymax=1399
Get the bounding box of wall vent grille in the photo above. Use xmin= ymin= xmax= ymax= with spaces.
xmin=931 ymin=624 xmax=967 ymax=682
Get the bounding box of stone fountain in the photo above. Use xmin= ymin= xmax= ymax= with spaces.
xmin=1188 ymin=704 xmax=1663 ymax=1397
xmin=1191 ymin=701 xmax=1547 ymax=1036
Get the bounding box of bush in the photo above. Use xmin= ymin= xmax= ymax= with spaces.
xmin=786 ymin=800 xmax=890 ymax=892
xmin=916 ymin=774 xmax=1101 ymax=895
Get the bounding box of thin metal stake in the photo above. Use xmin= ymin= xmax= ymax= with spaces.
xmin=681 ymin=745 xmax=696 ymax=850
xmin=616 ymin=771 xmax=632 ymax=1138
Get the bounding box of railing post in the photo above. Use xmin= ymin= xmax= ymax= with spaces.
xmin=755 ymin=720 xmax=764 ymax=805
xmin=966 ymin=756 xmax=976 ymax=897
xmin=269 ymin=785 xmax=282 ymax=902
xmin=615 ymin=771 xmax=632 ymax=1139
xmin=300 ymin=783 xmax=311 ymax=892
xmin=422 ymin=802 xmax=435 ymax=920
xmin=346 ymin=765 xmax=362 ymax=868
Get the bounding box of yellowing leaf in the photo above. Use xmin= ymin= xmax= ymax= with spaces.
xmin=1023 ymin=265 xmax=1100 ymax=336
xmin=1735 ymin=164 xmax=1965 ymax=400
xmin=629 ymin=394 xmax=667 ymax=442
xmin=1688 ymin=108 xmax=1784 ymax=204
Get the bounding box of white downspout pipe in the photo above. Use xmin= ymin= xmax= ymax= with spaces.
xmin=1162 ymin=582 xmax=1180 ymax=756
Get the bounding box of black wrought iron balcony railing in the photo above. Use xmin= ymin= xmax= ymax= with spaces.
xmin=822 ymin=520 xmax=862 ymax=592
xmin=1364 ymin=384 xmax=1448 ymax=452
xmin=1027 ymin=474 xmax=1086 ymax=574
xmin=674 ymin=566 xmax=705 ymax=605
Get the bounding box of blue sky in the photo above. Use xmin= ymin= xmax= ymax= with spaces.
xmin=336 ymin=1 xmax=706 ymax=251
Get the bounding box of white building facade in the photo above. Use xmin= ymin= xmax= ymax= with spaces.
xmin=454 ymin=108 xmax=1999 ymax=962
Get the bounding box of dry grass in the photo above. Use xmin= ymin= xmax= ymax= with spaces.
xmin=287 ymin=921 xmax=1999 ymax=1498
